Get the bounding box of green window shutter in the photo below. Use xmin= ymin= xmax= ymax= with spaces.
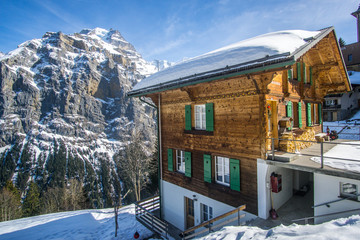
xmin=303 ymin=63 xmax=307 ymax=84
xmin=287 ymin=69 xmax=292 ymax=80
xmin=298 ymin=102 xmax=302 ymax=128
xmin=185 ymin=105 xmax=192 ymax=130
xmin=309 ymin=66 xmax=313 ymax=85
xmin=318 ymin=104 xmax=322 ymax=124
xmin=297 ymin=62 xmax=301 ymax=82
xmin=230 ymin=159 xmax=240 ymax=192
xmin=205 ymin=103 xmax=214 ymax=132
xmin=167 ymin=149 xmax=173 ymax=171
xmin=203 ymin=154 xmax=212 ymax=183
xmin=286 ymin=101 xmax=293 ymax=130
xmin=185 ymin=151 xmax=192 ymax=177
xmin=307 ymin=103 xmax=312 ymax=126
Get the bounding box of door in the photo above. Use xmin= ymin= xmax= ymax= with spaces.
xmin=185 ymin=197 xmax=195 ymax=229
xmin=266 ymin=100 xmax=278 ymax=150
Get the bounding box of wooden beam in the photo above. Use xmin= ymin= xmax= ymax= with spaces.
xmin=312 ymin=61 xmax=338 ymax=69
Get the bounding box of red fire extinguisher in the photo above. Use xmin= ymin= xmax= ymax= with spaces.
xmin=270 ymin=172 xmax=282 ymax=193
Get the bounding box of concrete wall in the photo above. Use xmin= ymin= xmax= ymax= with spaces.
xmin=161 ymin=180 xmax=256 ymax=231
xmin=257 ymin=159 xmax=294 ymax=219
xmin=314 ymin=173 xmax=360 ymax=224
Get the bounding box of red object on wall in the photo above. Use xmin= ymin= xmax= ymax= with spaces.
xmin=271 ymin=172 xmax=282 ymax=193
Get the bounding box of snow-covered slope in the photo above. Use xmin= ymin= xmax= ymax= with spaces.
xmin=0 ymin=205 xmax=152 ymax=240
xmin=0 ymin=205 xmax=359 ymax=240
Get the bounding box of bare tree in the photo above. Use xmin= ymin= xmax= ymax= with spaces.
xmin=0 ymin=188 xmax=22 ymax=221
xmin=41 ymin=187 xmax=65 ymax=213
xmin=116 ymin=131 xmax=156 ymax=202
xmin=65 ymin=179 xmax=84 ymax=211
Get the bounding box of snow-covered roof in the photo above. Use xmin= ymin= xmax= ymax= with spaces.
xmin=128 ymin=27 xmax=334 ymax=97
xmin=348 ymin=71 xmax=360 ymax=85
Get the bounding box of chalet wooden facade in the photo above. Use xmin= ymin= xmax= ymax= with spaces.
xmin=128 ymin=27 xmax=350 ymax=231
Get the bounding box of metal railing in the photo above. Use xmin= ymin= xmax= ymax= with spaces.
xmin=312 ymin=193 xmax=360 ymax=208
xmin=135 ymin=195 xmax=169 ymax=239
xmin=180 ymin=205 xmax=246 ymax=240
xmin=267 ymin=138 xmax=360 ymax=169
xmin=292 ymin=208 xmax=360 ymax=224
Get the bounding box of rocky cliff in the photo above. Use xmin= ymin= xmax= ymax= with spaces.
xmin=0 ymin=28 xmax=169 ymax=206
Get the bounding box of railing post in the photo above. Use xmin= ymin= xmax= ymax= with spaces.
xmin=272 ymin=138 xmax=275 ymax=161
xmin=237 ymin=208 xmax=240 ymax=226
xmin=320 ymin=141 xmax=324 ymax=169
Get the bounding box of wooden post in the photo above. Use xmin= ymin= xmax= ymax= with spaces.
xmin=272 ymin=138 xmax=275 ymax=161
xmin=237 ymin=208 xmax=240 ymax=226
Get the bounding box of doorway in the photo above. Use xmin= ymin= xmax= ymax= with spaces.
xmin=185 ymin=197 xmax=195 ymax=229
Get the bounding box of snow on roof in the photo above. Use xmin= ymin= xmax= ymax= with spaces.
xmin=311 ymin=142 xmax=360 ymax=173
xmin=130 ymin=29 xmax=324 ymax=95
xmin=348 ymin=71 xmax=360 ymax=85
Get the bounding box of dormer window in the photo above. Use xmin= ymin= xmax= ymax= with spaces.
xmin=195 ymin=105 xmax=206 ymax=130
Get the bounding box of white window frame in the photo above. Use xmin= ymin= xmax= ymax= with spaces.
xmin=176 ymin=150 xmax=185 ymax=173
xmin=340 ymin=182 xmax=359 ymax=201
xmin=201 ymin=203 xmax=213 ymax=222
xmin=195 ymin=104 xmax=206 ymax=130
xmin=215 ymin=156 xmax=230 ymax=186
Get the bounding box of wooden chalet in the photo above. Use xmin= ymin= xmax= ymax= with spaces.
xmin=128 ymin=26 xmax=351 ymax=231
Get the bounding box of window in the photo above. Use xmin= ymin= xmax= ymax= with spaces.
xmin=311 ymin=103 xmax=320 ymax=125
xmin=176 ymin=150 xmax=185 ymax=173
xmin=215 ymin=156 xmax=230 ymax=186
xmin=340 ymin=182 xmax=359 ymax=201
xmin=195 ymin=105 xmax=206 ymax=130
xmin=348 ymin=54 xmax=353 ymax=62
xmin=201 ymin=204 xmax=213 ymax=222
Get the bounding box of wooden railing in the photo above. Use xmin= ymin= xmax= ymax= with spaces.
xmin=180 ymin=204 xmax=246 ymax=240
xmin=135 ymin=195 xmax=169 ymax=239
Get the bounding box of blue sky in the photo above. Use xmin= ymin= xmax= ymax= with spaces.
xmin=0 ymin=0 xmax=359 ymax=62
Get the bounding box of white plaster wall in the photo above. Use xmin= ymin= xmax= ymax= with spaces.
xmin=314 ymin=173 xmax=360 ymax=224
xmin=161 ymin=180 xmax=256 ymax=231
xmin=257 ymin=159 xmax=270 ymax=219
xmin=268 ymin=165 xmax=293 ymax=210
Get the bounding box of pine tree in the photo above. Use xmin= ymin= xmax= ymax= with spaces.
xmin=22 ymin=181 xmax=40 ymax=217
xmin=339 ymin=37 xmax=346 ymax=47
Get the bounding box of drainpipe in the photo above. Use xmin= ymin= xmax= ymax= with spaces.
xmin=139 ymin=95 xmax=162 ymax=217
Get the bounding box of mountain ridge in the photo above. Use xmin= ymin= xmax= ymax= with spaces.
xmin=0 ymin=27 xmax=171 ymax=207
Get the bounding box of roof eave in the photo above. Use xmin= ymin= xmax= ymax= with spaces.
xmin=127 ymin=58 xmax=296 ymax=97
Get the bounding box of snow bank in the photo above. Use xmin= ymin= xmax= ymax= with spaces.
xmin=197 ymin=215 xmax=360 ymax=240
xmin=311 ymin=142 xmax=360 ymax=173
xmin=132 ymin=29 xmax=320 ymax=92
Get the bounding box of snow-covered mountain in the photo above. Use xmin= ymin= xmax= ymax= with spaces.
xmin=0 ymin=28 xmax=163 ymax=206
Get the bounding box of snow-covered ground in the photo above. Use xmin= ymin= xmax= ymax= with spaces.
xmin=1 ymin=204 xmax=360 ymax=240
xmin=0 ymin=205 xmax=152 ymax=240
xmin=196 ymin=215 xmax=360 ymax=240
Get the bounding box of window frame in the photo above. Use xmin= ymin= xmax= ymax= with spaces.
xmin=340 ymin=182 xmax=359 ymax=201
xmin=215 ymin=156 xmax=230 ymax=186
xmin=195 ymin=104 xmax=206 ymax=130
xmin=201 ymin=203 xmax=213 ymax=222
xmin=176 ymin=149 xmax=185 ymax=173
